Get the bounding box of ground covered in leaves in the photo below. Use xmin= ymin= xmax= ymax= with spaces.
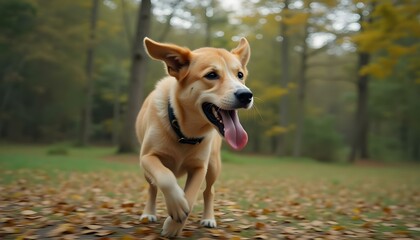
xmin=0 ymin=145 xmax=419 ymax=239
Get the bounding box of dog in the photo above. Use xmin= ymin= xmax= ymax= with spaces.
xmin=136 ymin=37 xmax=253 ymax=237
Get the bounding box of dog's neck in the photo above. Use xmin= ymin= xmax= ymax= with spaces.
xmin=168 ymin=97 xmax=214 ymax=142
xmin=167 ymin=101 xmax=204 ymax=145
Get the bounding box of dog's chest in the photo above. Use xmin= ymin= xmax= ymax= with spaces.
xmin=158 ymin=146 xmax=211 ymax=177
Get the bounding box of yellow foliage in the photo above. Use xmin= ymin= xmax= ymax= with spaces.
xmin=373 ymin=2 xmax=399 ymax=31
xmin=352 ymin=0 xmax=420 ymax=71
xmin=265 ymin=126 xmax=289 ymax=137
xmin=387 ymin=45 xmax=413 ymax=58
xmin=283 ymin=12 xmax=309 ymax=26
xmin=359 ymin=57 xmax=396 ymax=78
xmin=260 ymin=87 xmax=289 ymax=101
xmin=307 ymin=106 xmax=323 ymax=116
xmin=352 ymin=30 xmax=384 ymax=53
xmin=265 ymin=124 xmax=295 ymax=136
xmin=288 ymin=82 xmax=297 ymax=89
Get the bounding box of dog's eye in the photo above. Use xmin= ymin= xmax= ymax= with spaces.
xmin=205 ymin=72 xmax=219 ymax=80
xmin=238 ymin=72 xmax=244 ymax=80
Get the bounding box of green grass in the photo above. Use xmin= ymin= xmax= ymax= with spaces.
xmin=1 ymin=143 xmax=419 ymax=185
xmin=0 ymin=144 xmax=136 ymax=184
xmin=0 ymin=144 xmax=132 ymax=172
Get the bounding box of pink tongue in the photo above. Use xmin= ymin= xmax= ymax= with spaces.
xmin=219 ymin=110 xmax=248 ymax=150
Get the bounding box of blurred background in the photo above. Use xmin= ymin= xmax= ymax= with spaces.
xmin=0 ymin=0 xmax=419 ymax=163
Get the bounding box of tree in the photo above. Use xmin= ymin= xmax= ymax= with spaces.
xmin=292 ymin=0 xmax=338 ymax=157
xmin=0 ymin=0 xmax=36 ymax=135
xmin=0 ymin=0 xmax=89 ymax=141
xmin=118 ymin=0 xmax=152 ymax=153
xmin=80 ymin=0 xmax=100 ymax=146
xmin=350 ymin=0 xmax=420 ymax=161
xmin=292 ymin=13 xmax=309 ymax=157
xmin=349 ymin=1 xmax=420 ymax=161
xmin=277 ymin=0 xmax=291 ymax=156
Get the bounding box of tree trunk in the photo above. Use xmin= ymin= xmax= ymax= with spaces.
xmin=277 ymin=0 xmax=290 ymax=156
xmin=293 ymin=20 xmax=309 ymax=158
xmin=118 ymin=0 xmax=152 ymax=153
xmin=413 ymin=137 xmax=420 ymax=161
xmin=348 ymin=6 xmax=375 ymax=162
xmin=80 ymin=0 xmax=100 ymax=146
xmin=348 ymin=51 xmax=370 ymax=162
xmin=113 ymin=77 xmax=121 ymax=145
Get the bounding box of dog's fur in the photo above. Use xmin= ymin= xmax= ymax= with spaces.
xmin=136 ymin=37 xmax=253 ymax=237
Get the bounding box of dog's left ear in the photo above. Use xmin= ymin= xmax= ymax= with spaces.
xmin=231 ymin=38 xmax=251 ymax=67
xmin=144 ymin=37 xmax=191 ymax=79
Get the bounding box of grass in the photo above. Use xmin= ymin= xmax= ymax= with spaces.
xmin=0 ymin=144 xmax=133 ymax=172
xmin=0 ymin=144 xmax=419 ymax=239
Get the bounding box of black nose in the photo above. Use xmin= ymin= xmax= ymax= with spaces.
xmin=234 ymin=89 xmax=253 ymax=106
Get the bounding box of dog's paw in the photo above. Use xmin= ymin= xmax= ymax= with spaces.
xmin=164 ymin=186 xmax=190 ymax=223
xmin=200 ymin=218 xmax=217 ymax=228
xmin=161 ymin=216 xmax=183 ymax=237
xmin=140 ymin=213 xmax=157 ymax=223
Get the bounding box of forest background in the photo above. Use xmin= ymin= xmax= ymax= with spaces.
xmin=0 ymin=0 xmax=419 ymax=163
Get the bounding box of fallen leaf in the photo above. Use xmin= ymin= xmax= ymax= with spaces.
xmin=239 ymin=224 xmax=252 ymax=230
xmin=95 ymin=230 xmax=114 ymax=237
xmin=120 ymin=223 xmax=134 ymax=229
xmin=81 ymin=229 xmax=97 ymax=235
xmin=383 ymin=206 xmax=392 ymax=214
xmin=248 ymin=210 xmax=258 ymax=217
xmin=182 ymin=230 xmax=194 ymax=237
xmin=120 ymin=235 xmax=139 ymax=240
xmin=21 ymin=210 xmax=37 ymax=216
xmin=332 ymin=225 xmax=345 ymax=231
xmin=140 ymin=217 xmax=149 ymax=224
xmin=254 ymin=234 xmax=268 ymax=239
xmin=262 ymin=208 xmax=271 ymax=215
xmin=221 ymin=218 xmax=235 ymax=223
xmin=85 ymin=224 xmax=103 ymax=230
xmin=255 ymin=222 xmax=266 ymax=230
xmin=121 ymin=201 xmax=135 ymax=208
xmin=135 ymin=227 xmax=153 ymax=235
xmin=2 ymin=227 xmax=20 ymax=234
xmin=47 ymin=223 xmax=76 ymax=237
xmin=310 ymin=220 xmax=324 ymax=227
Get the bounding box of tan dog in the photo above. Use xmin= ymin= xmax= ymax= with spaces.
xmin=136 ymin=37 xmax=253 ymax=237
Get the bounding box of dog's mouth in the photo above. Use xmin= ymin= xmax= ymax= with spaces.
xmin=202 ymin=103 xmax=248 ymax=150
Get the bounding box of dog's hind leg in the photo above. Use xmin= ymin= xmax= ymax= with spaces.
xmin=140 ymin=175 xmax=158 ymax=222
xmin=200 ymin=156 xmax=220 ymax=228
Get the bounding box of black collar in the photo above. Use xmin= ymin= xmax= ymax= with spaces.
xmin=168 ymin=101 xmax=204 ymax=145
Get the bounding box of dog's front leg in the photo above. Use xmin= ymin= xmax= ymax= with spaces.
xmin=140 ymin=155 xmax=189 ymax=230
xmin=161 ymin=166 xmax=207 ymax=237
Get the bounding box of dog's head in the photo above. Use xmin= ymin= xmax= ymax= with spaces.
xmin=144 ymin=38 xmax=253 ymax=150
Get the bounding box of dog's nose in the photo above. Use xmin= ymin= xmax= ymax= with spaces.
xmin=234 ymin=89 xmax=253 ymax=106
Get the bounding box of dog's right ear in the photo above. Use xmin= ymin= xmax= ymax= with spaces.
xmin=144 ymin=37 xmax=191 ymax=79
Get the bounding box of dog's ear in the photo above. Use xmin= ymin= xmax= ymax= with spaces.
xmin=144 ymin=37 xmax=191 ymax=79
xmin=231 ymin=38 xmax=251 ymax=67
